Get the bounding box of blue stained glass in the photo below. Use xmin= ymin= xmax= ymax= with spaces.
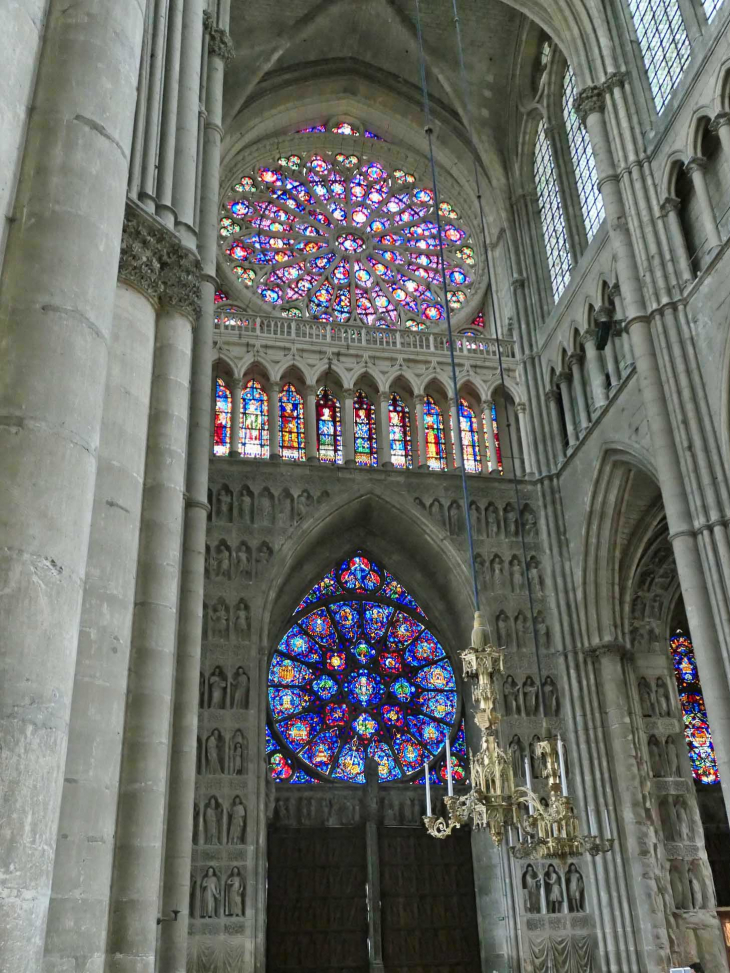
xmin=269 ymin=751 xmax=294 ymax=779
xmin=458 ymin=399 xmax=482 ymax=474
xmin=364 ymin=602 xmax=393 ymax=641
xmin=299 ymin=607 xmax=338 ymax=647
xmin=392 ymin=732 xmax=424 ymax=773
xmin=381 ymin=704 xmax=405 ymax=727
xmin=346 ymin=669 xmax=386 ymax=707
xmin=379 ymin=651 xmax=402 ymax=675
xmin=412 ymin=767 xmax=442 ymax=785
xmin=352 ymin=640 xmax=376 ymax=665
xmin=333 ymin=741 xmax=366 ymax=782
xmin=278 ymin=714 xmax=325 ymax=751
xmin=670 ymin=631 xmax=719 ymax=785
xmin=279 ymin=629 xmax=322 ymax=663
xmin=452 ymin=719 xmax=467 ymax=755
xmin=279 ymin=383 xmax=305 ymax=462
xmin=386 ymin=611 xmax=424 ymax=649
xmin=312 ymin=674 xmax=339 ymax=700
xmin=265 ymin=725 xmax=278 ymax=753
xmin=418 ymin=691 xmax=457 ymax=722
xmin=352 ymin=713 xmax=379 ymax=739
xmin=316 ymin=387 xmax=343 ymax=464
xmin=269 ymin=653 xmax=315 ymax=686
xmin=391 ymin=678 xmax=416 ymax=702
xmin=330 ymin=602 xmax=362 ymax=643
xmin=340 ymin=554 xmax=381 ymax=591
xmin=296 ymin=570 xmax=342 ymax=611
xmin=408 ymin=715 xmax=447 ymax=754
xmin=325 ymin=703 xmax=349 ymax=726
xmin=404 ymin=632 xmax=445 ymax=665
xmin=214 ymin=379 xmax=231 ymax=456
xmin=300 ymin=730 xmax=341 ymax=774
xmin=269 ymin=687 xmax=313 ymax=719
xmin=368 ymin=741 xmax=400 ymax=780
xmin=290 ymin=768 xmax=321 ymax=783
xmin=381 ymin=570 xmax=425 ymax=616
xmin=414 ymin=663 xmax=456 ymax=691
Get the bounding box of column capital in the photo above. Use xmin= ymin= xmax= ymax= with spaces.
xmin=305 ymin=384 xmax=317 ymax=396
xmin=483 ymin=397 xmax=494 ymax=408
xmin=515 ymin=401 xmax=527 ymax=414
xmin=343 ymin=387 xmax=355 ymax=398
xmin=556 ymin=370 xmax=572 ymax=385
xmin=229 ymin=376 xmax=243 ymax=392
xmin=573 ymin=85 xmax=606 ymax=122
xmin=710 ymin=111 xmax=730 ymax=133
xmin=608 ymin=282 xmax=622 ymax=300
xmin=581 ymin=327 xmax=598 ymax=348
xmin=567 ymin=352 xmax=583 ymax=369
xmin=511 ymin=275 xmax=526 ymax=291
xmin=546 ymin=388 xmax=561 ymax=404
xmin=377 ymin=390 xmax=391 ymax=405
xmin=685 ymin=155 xmax=707 ymax=175
xmin=594 ymin=304 xmax=615 ymax=325
xmin=159 ymin=242 xmax=203 ymax=323
xmin=602 ymin=71 xmax=627 ymax=91
xmin=269 ymin=380 xmax=281 ymax=393
xmin=583 ymin=641 xmax=631 ymax=660
xmin=659 ymin=195 xmax=681 ymax=217
xmin=208 ymin=27 xmax=235 ymax=63
xmin=414 ymin=393 xmax=426 ymax=404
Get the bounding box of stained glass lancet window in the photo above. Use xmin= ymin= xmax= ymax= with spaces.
xmin=484 ymin=403 xmax=503 ymax=472
xmin=316 ymin=387 xmax=343 ymax=464
xmin=534 ymin=120 xmax=572 ymax=301
xmin=669 ymin=631 xmax=719 ymax=784
xmin=562 ymin=68 xmax=604 ymax=242
xmin=626 ymin=0 xmax=690 ymax=113
xmin=458 ymin=399 xmax=482 ymax=474
xmin=221 ymin=152 xmax=475 ymax=330
xmin=214 ymin=378 xmax=231 ymax=456
xmin=279 ymin=383 xmax=306 ymax=462
xmin=353 ymin=390 xmax=378 ymax=466
xmin=423 ymin=396 xmax=446 ymax=471
xmin=389 ymin=393 xmax=412 ymax=469
xmin=266 ymin=552 xmax=461 ymax=784
xmin=241 ymin=379 xmax=269 ymax=458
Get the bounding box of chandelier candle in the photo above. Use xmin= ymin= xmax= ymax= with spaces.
xmin=557 ymin=735 xmax=568 ymax=796
xmin=446 ymin=736 xmax=454 ymax=796
xmin=425 ymin=762 xmax=432 ymax=817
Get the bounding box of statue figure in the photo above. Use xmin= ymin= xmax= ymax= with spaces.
xmin=230 ymin=733 xmax=246 ymax=775
xmin=522 ymin=864 xmax=541 ymax=914
xmin=238 ymin=488 xmax=253 ymax=524
xmin=523 ymin=506 xmax=538 ymax=536
xmin=542 ymin=675 xmax=559 ymax=716
xmin=278 ymin=491 xmax=294 ymax=526
xmin=491 ymin=556 xmax=505 ymax=590
xmin=496 ymin=612 xmax=511 ymax=648
xmin=233 ymin=601 xmax=250 ymax=640
xmin=675 ymin=800 xmax=691 ymax=842
xmin=200 ymin=867 xmax=220 ymax=918
xmin=528 ymin=557 xmax=542 ymax=594
xmin=688 ymin=868 xmax=704 ymax=910
xmin=503 ymin=675 xmax=521 ymax=716
xmin=230 ymin=666 xmax=250 ymax=710
xmin=486 ymin=504 xmax=499 ymax=538
xmin=535 ymin=613 xmax=549 ymax=651
xmin=258 ymin=488 xmax=274 ymax=525
xmin=544 ymin=864 xmax=564 ymax=913
xmin=213 ymin=540 xmax=231 ymax=579
xmin=504 ymin=504 xmax=517 ymax=538
xmin=470 ymin=503 xmax=482 ymax=538
xmin=670 ymin=867 xmax=685 ymax=911
xmin=225 ymin=867 xmax=245 ymax=917
xmin=233 ymin=542 xmax=251 ymax=581
xmin=256 ymin=542 xmax=273 ymax=574
xmin=522 ymin=676 xmax=539 ymax=717
xmin=206 ymin=729 xmax=224 ymax=775
xmin=515 ymin=613 xmax=530 ymax=651
xmin=530 ymin=735 xmax=542 ymax=778
xmin=228 ymin=796 xmax=246 ymax=845
xmin=210 ymin=600 xmax=228 ymax=641
xmin=566 ymin=863 xmax=585 ymax=913
xmin=509 ymin=735 xmax=524 ymax=779
xmin=648 ymin=735 xmax=664 ymax=777
xmin=208 ymin=666 xmax=227 ymax=709
xmin=509 ymin=557 xmax=523 ymax=593
xmin=216 ymin=486 xmax=232 ymax=522
xmin=203 ymin=796 xmax=221 ymax=845
xmin=666 ymin=735 xmax=680 ymax=778
xmin=638 ymin=677 xmax=654 ymax=717
xmin=656 ymin=677 xmax=671 ymax=717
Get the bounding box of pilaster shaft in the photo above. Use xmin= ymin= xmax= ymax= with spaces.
xmin=581 ymin=330 xmax=609 ymax=411
xmin=685 ymin=156 xmax=722 ymax=253
xmin=377 ymin=392 xmax=393 ymax=468
xmin=484 ymin=400 xmax=499 ymax=473
xmin=269 ymin=381 xmax=281 ymax=459
xmin=568 ymin=353 xmax=590 ymax=431
xmin=305 ymin=385 xmax=318 ymax=462
xmin=414 ymin=395 xmax=428 ymax=468
xmin=660 ymin=197 xmax=694 ymax=289
xmin=557 ymin=371 xmax=577 ymax=447
xmin=229 ymin=377 xmax=242 ymax=456
xmin=343 ymin=388 xmax=356 ymax=466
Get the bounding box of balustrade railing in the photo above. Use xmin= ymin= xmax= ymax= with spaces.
xmin=214 ymin=305 xmax=516 ymax=361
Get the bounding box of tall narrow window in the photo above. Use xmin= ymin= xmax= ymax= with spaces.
xmin=484 ymin=404 xmax=503 ymax=472
xmin=702 ymin=0 xmax=724 ymax=21
xmin=563 ymin=68 xmax=604 ymax=242
xmin=459 ymin=400 xmax=482 ymax=474
xmin=534 ymin=120 xmax=572 ymax=301
xmin=423 ymin=396 xmax=446 ymax=471
xmin=353 ymin=390 xmax=377 ymax=466
xmin=388 ymin=393 xmax=412 ymax=469
xmin=241 ymin=379 xmax=269 ymax=458
xmin=279 ymin=383 xmax=305 ymax=462
xmin=670 ymin=631 xmax=719 ymax=784
xmin=316 ymin=387 xmax=343 ymax=464
xmin=626 ymin=0 xmax=690 ymax=112
xmin=214 ymin=378 xmax=231 ymax=456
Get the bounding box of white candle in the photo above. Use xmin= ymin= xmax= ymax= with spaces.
xmin=604 ymin=808 xmax=612 ymax=839
xmin=588 ymin=807 xmax=596 ymax=835
xmin=425 ymin=762 xmax=432 ymax=817
xmin=557 ymin=736 xmax=568 ymax=797
xmin=446 ymin=736 xmax=454 ymax=796
xmin=524 ymin=757 xmax=534 ymax=815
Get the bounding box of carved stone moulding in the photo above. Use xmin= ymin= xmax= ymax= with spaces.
xmin=652 ymin=778 xmax=689 ymax=795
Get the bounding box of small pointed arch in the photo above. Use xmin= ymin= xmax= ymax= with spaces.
xmin=279 ymin=382 xmax=306 ymax=462
xmin=716 ymin=61 xmax=730 ymax=111
xmin=314 ymin=361 xmax=347 ymax=394
xmin=349 ymin=365 xmax=385 ymax=395
xmin=315 ymin=386 xmax=343 ymax=465
xmin=276 ymin=362 xmax=309 ymax=388
xmin=688 ymin=111 xmax=715 ymax=157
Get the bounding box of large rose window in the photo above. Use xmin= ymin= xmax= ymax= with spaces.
xmin=266 ymin=553 xmax=466 ymax=783
xmin=220 ymin=152 xmax=476 ymax=330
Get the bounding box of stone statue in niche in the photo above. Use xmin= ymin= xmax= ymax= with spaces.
xmin=233 ymin=541 xmax=252 ymax=582
xmin=190 ymin=874 xmax=197 ymax=919
xmin=203 ymin=796 xmax=222 ymax=845
xmin=510 ymin=556 xmax=523 ymax=592
xmin=648 ymin=735 xmax=665 ymax=777
xmin=230 ymin=666 xmax=250 ymax=710
xmin=515 ymin=612 xmax=529 ymax=650
xmin=522 ymin=864 xmax=542 ymax=914
xmin=228 ymin=796 xmax=246 ymax=845
xmin=216 ymin=485 xmax=233 ymax=522
xmin=317 ymin=490 xmax=330 ymax=506
xmin=210 ymin=599 xmax=229 ymax=641
xmin=534 ymin=612 xmax=549 ymax=651
xmin=206 ymin=729 xmax=225 ymax=775
xmin=296 ymin=490 xmax=314 ymax=523
xmin=278 ymin=490 xmax=294 ymax=526
xmin=670 ymin=866 xmax=686 ymax=911
xmin=192 ymin=801 xmax=200 ymax=845
xmin=656 ymin=677 xmax=671 ymax=717
xmin=650 ymin=593 xmax=664 ymax=620
xmin=208 ymin=666 xmax=228 ymax=709
xmin=233 ymin=600 xmax=250 ymax=641
xmin=522 ymin=505 xmax=538 ymax=536
xmin=491 ymin=555 xmax=505 ymax=590
xmin=229 ymin=730 xmax=246 ymax=775
xmin=566 ymin=863 xmax=586 ymax=912
xmin=544 ymin=864 xmax=564 ymax=913
xmin=225 ymin=867 xmax=245 ymax=917
xmin=448 ymin=501 xmax=461 ymax=536
xmin=631 ymin=595 xmax=646 ymax=620
xmin=503 ymin=675 xmax=521 ymax=716
xmin=204 ymin=543 xmax=210 ymax=579
xmin=543 ymin=675 xmax=559 ymax=716
xmin=530 ymin=735 xmax=542 ymax=778
xmin=429 ymin=498 xmax=446 ymax=529
xmin=503 ymin=503 xmax=518 ymax=538
xmin=675 ymin=798 xmax=691 ymax=842
xmin=666 ymin=736 xmax=680 ymax=778
xmin=470 ymin=502 xmax=483 ymax=538
xmin=258 ymin=488 xmax=274 ymax=525
xmin=509 ymin=734 xmax=524 ymax=779
xmin=475 ymin=554 xmax=487 ymax=587
xmin=256 ymin=541 xmax=273 ymax=575
xmin=238 ymin=486 xmax=254 ymax=525
xmin=522 ymin=676 xmax=539 ymax=716
xmin=414 ymin=497 xmax=426 ymax=513
xmin=213 ymin=540 xmax=231 ymax=579
xmin=638 ymin=677 xmax=654 ymax=717
xmin=496 ymin=611 xmax=511 ymax=648
xmin=528 ymin=557 xmax=543 ymax=594
xmin=659 ymin=797 xmax=675 ymax=842
xmin=200 ymin=866 xmax=221 ymax=918
xmin=688 ymin=868 xmax=703 ymax=910
xmin=630 ymin=625 xmax=647 ymax=651
xmin=485 ymin=503 xmax=500 ymax=538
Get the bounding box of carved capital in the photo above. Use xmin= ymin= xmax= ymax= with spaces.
xmin=159 ymin=239 xmax=202 ymax=323
xmin=710 ymin=111 xmax=730 ymax=133
xmin=515 ymin=401 xmax=527 ymax=414
xmin=685 ymin=156 xmax=707 ymax=176
xmin=581 ymin=328 xmax=599 ymax=348
xmin=602 ymin=71 xmax=627 ymax=91
xmin=546 ymin=388 xmax=561 ymax=404
xmin=583 ymin=641 xmax=630 ymax=660
xmin=574 ymin=85 xmax=606 ymax=122
xmin=659 ymin=196 xmax=681 ymax=217
xmin=118 ymin=204 xmax=163 ymax=300
xmin=511 ymin=275 xmax=526 ymax=291
xmin=556 ymin=370 xmax=572 ymax=386
xmin=208 ymin=26 xmax=235 ymax=62
xmin=567 ymin=352 xmax=583 ymax=369
xmin=594 ymin=304 xmax=614 ymax=325
xmin=608 ymin=282 xmax=621 ymax=300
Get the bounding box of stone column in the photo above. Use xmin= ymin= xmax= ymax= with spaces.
xmin=557 ymin=371 xmax=578 ymax=448
xmin=546 ymin=389 xmax=565 ymax=462
xmin=414 ymin=394 xmax=428 ymax=469
xmin=660 ymin=197 xmax=694 ymax=289
xmin=449 ymin=399 xmax=464 ymax=470
xmin=42 ymin=209 xmax=159 ymax=973
xmin=581 ymin=329 xmax=609 ymax=412
xmin=515 ymin=402 xmax=533 ymax=475
xmin=305 ymin=384 xmax=319 ymax=462
xmin=269 ymin=381 xmax=281 ymax=460
xmin=158 ymin=20 xmax=232 ymax=973
xmin=106 ymin=249 xmax=200 ymax=973
xmin=568 ymin=352 xmax=590 ymax=432
xmin=595 ymin=306 xmax=620 ymax=388
xmin=475 ymin=408 xmax=489 ymax=475
xmin=609 ymin=284 xmax=634 ymax=372
xmin=685 ymin=156 xmax=722 ymax=253
xmin=343 ymin=388 xmax=356 ymax=466
xmin=139 ymin=0 xmax=170 ymax=210
xmin=229 ymin=376 xmax=242 ymax=456
xmin=156 ymin=0 xmax=184 ymax=227
xmin=484 ymin=400 xmax=499 ymax=473
xmin=0 ymin=7 xmax=145 ymax=971
xmin=172 ymin=0 xmax=205 ymax=247
xmin=377 ymin=392 xmax=393 ymax=468
xmin=578 ymin=83 xmax=730 ymax=814
xmin=710 ymin=111 xmax=730 ymax=160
